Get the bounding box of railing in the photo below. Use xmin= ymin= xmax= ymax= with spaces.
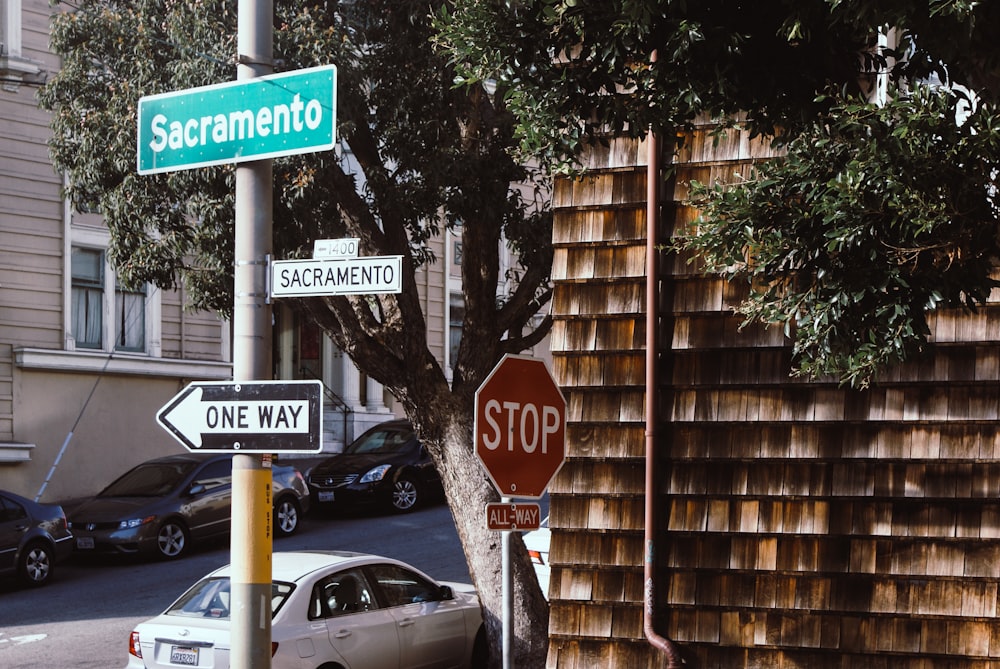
xmin=298 ymin=367 xmax=352 ymax=448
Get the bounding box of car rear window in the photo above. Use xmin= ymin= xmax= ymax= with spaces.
xmin=167 ymin=577 xmax=295 ymax=619
xmin=0 ymin=495 xmax=27 ymax=522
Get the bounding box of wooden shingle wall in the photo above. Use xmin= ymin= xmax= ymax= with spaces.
xmin=547 ymin=136 xmax=659 ymax=668
xmin=548 ymin=123 xmax=1000 ymax=668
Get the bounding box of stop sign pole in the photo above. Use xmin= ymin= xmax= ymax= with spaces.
xmin=475 ymin=354 xmax=566 ymax=669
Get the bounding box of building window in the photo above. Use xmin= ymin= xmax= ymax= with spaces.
xmin=0 ymin=0 xmax=21 ymax=59
xmin=451 ymin=221 xmax=463 ymax=267
xmin=449 ymin=293 xmax=464 ymax=370
xmin=0 ymin=0 xmax=43 ymax=85
xmin=115 ymin=280 xmax=146 ymax=352
xmin=70 ymin=244 xmax=152 ymax=354
xmin=71 ymin=247 xmax=104 ymax=349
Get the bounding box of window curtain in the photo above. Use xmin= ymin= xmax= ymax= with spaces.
xmin=115 ymin=285 xmax=145 ymax=351
xmin=71 ymin=248 xmax=103 ymax=349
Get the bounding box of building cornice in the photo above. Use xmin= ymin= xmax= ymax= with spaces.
xmin=14 ymin=348 xmax=232 ymax=380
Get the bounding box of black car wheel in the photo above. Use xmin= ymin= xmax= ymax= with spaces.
xmin=18 ymin=541 xmax=54 ymax=587
xmin=156 ymin=520 xmax=189 ymax=559
xmin=391 ymin=475 xmax=420 ymax=513
xmin=274 ymin=496 xmax=301 ymax=536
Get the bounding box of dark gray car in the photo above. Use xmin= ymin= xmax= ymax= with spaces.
xmin=0 ymin=489 xmax=74 ymax=586
xmin=68 ymin=453 xmax=310 ymax=560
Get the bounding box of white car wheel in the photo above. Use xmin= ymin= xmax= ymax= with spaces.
xmin=391 ymin=476 xmax=419 ymax=513
xmin=275 ymin=497 xmax=300 ymax=536
xmin=156 ymin=521 xmax=188 ymax=559
xmin=19 ymin=541 xmax=54 ymax=586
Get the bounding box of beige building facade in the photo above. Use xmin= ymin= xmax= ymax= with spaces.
xmin=1 ymin=0 xmax=543 ymax=503
xmin=1 ymin=0 xmax=234 ymax=502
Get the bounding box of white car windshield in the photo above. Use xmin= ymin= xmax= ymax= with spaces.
xmin=167 ymin=577 xmax=294 ymax=619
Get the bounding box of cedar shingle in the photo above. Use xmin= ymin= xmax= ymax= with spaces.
xmin=549 ymin=600 xmax=582 ymax=636
xmin=579 ymin=603 xmax=614 ymax=637
xmin=551 ymin=129 xmax=1000 ymax=668
xmin=610 ymin=604 xmax=644 ymax=640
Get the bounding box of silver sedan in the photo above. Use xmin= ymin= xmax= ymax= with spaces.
xmin=125 ymin=550 xmax=488 ymax=669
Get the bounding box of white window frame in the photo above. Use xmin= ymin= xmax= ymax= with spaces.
xmin=0 ymin=0 xmax=41 ymax=82
xmin=65 ymin=225 xmax=161 ymax=357
xmin=0 ymin=0 xmax=23 ymax=58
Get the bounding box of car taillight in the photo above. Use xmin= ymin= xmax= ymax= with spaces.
xmin=528 ymin=549 xmax=545 ymax=566
xmin=129 ymin=631 xmax=142 ymax=658
xmin=272 ymin=642 xmax=279 ymax=657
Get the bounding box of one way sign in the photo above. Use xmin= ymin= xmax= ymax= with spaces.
xmin=156 ymin=380 xmax=323 ymax=453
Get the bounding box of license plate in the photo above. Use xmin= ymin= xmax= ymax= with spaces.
xmin=318 ymin=490 xmax=335 ymax=502
xmin=76 ymin=537 xmax=94 ymax=550
xmin=170 ymin=646 xmax=199 ymax=666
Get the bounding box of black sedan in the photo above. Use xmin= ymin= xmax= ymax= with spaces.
xmin=0 ymin=489 xmax=74 ymax=586
xmin=308 ymin=420 xmax=443 ymax=514
xmin=67 ymin=453 xmax=310 ymax=560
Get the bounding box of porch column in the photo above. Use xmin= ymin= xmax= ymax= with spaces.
xmin=342 ymin=359 xmax=365 ymax=411
xmin=366 ymin=376 xmax=390 ymax=412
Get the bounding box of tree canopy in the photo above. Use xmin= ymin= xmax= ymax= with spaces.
xmin=42 ymin=0 xmax=552 ymax=664
xmin=438 ymin=0 xmax=1000 ymax=386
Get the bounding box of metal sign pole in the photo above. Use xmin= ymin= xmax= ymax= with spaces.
xmin=501 ymin=496 xmax=512 ymax=669
xmin=231 ymin=0 xmax=273 ymax=667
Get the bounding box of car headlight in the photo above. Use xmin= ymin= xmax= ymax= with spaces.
xmin=119 ymin=516 xmax=156 ymax=530
xmin=359 ymin=465 xmax=391 ymax=484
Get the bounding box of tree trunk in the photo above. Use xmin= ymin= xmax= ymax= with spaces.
xmin=427 ymin=409 xmax=551 ymax=669
xmin=305 ymin=292 xmax=553 ymax=667
xmin=382 ymin=371 xmax=548 ymax=669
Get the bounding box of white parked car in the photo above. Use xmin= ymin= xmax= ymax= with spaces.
xmin=126 ymin=551 xmax=488 ymax=669
xmin=523 ymin=517 xmax=551 ymax=599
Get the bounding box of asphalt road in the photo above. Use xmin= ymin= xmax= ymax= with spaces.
xmin=0 ymin=502 xmax=470 ymax=669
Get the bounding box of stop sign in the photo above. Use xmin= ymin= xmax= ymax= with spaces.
xmin=474 ymin=354 xmax=566 ymax=498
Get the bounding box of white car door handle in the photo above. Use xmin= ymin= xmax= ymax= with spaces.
xmin=398 ymin=618 xmax=415 ymax=628
xmin=334 ymin=629 xmax=352 ymax=639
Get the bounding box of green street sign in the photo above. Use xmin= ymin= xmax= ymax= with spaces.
xmin=137 ymin=65 xmax=336 ymax=174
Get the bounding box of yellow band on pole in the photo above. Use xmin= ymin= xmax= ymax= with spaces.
xmin=231 ymin=459 xmax=273 ymax=584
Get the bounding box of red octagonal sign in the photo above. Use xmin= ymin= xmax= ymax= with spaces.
xmin=475 ymin=354 xmax=566 ymax=498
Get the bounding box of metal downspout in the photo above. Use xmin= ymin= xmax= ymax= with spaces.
xmin=644 ymin=108 xmax=685 ymax=666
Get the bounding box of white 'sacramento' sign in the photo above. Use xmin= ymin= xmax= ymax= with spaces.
xmin=270 ymin=256 xmax=403 ymax=298
xmin=137 ymin=65 xmax=337 ymax=174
